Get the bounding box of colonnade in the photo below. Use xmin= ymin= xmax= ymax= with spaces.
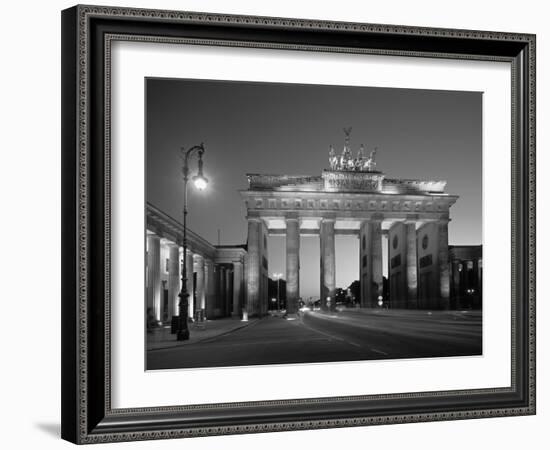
xmin=245 ymin=215 xmax=451 ymax=315
xmin=146 ymin=232 xmax=246 ymax=324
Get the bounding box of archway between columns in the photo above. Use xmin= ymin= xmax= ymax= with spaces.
xmin=334 ymin=235 xmax=359 ymax=302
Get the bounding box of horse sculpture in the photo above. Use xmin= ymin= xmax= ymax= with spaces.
xmin=328 ymin=129 xmax=379 ymax=172
xmin=328 ymin=146 xmax=339 ymax=170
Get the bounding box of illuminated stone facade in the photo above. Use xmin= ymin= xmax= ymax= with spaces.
xmin=241 ymin=164 xmax=459 ymax=315
xmin=146 ymin=203 xmax=246 ymax=324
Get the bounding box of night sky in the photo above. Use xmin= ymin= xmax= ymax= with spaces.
xmin=146 ymin=78 xmax=482 ymax=298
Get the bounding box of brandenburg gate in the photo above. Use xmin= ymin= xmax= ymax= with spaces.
xmin=240 ymin=131 xmax=458 ymax=317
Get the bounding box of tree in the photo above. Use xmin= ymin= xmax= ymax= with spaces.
xmin=348 ymin=280 xmax=360 ymax=304
xmin=335 ymin=288 xmax=346 ymax=303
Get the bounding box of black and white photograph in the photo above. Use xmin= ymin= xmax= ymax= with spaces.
xmin=1 ymin=0 xmax=543 ymax=447
xmin=145 ymin=78 xmax=483 ymax=370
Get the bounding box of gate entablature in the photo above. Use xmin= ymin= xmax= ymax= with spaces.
xmin=241 ymin=189 xmax=456 ymax=221
xmin=241 ymin=184 xmax=457 ymax=236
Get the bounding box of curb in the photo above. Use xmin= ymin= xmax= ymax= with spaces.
xmin=147 ymin=319 xmax=260 ymax=351
xmin=197 ymin=318 xmax=262 ymax=344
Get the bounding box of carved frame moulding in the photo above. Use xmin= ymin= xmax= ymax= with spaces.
xmin=61 ymin=4 xmax=535 ymax=444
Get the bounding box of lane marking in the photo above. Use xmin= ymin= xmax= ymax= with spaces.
xmin=370 ymin=348 xmax=389 ymax=356
xmin=300 ymin=317 xmax=362 ymax=347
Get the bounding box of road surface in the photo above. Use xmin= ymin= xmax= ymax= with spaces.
xmin=147 ymin=308 xmax=482 ymax=370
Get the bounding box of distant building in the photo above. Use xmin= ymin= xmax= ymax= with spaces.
xmin=449 ymin=245 xmax=482 ymax=310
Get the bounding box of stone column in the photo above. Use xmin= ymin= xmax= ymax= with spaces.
xmin=214 ymin=266 xmax=222 ymax=317
xmin=245 ymin=218 xmax=261 ymax=317
xmin=259 ymin=221 xmax=269 ymax=317
xmin=359 ymin=221 xmax=371 ymax=308
xmin=405 ymin=221 xmax=418 ymax=308
xmin=212 ymin=265 xmax=221 ymax=318
xmin=146 ymin=234 xmax=161 ymax=321
xmin=438 ymin=220 xmax=450 ymax=310
xmin=232 ymin=261 xmax=244 ymax=318
xmin=204 ymin=259 xmax=215 ymax=319
xmin=186 ymin=250 xmax=194 ymax=319
xmin=226 ymin=268 xmax=233 ymax=317
xmin=167 ymin=244 xmax=180 ymax=318
xmin=243 ymin=256 xmax=249 ymax=320
xmin=371 ymin=220 xmax=383 ymax=303
xmin=320 ymin=218 xmax=336 ymax=311
xmin=285 ymin=217 xmax=300 ymax=314
xmin=195 ymin=255 xmax=205 ymax=315
xmin=221 ymin=267 xmax=228 ymax=316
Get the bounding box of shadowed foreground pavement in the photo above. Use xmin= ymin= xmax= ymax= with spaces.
xmin=147 ymin=310 xmax=482 ymax=370
xmin=147 ymin=308 xmax=482 ymax=370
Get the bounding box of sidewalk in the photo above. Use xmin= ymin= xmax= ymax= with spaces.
xmin=147 ymin=317 xmax=258 ymax=351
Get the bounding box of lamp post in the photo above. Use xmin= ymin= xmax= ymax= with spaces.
xmin=272 ymin=272 xmax=283 ymax=311
xmin=177 ymin=143 xmax=208 ymax=341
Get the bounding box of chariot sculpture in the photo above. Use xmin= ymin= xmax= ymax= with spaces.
xmin=328 ymin=128 xmax=379 ymax=172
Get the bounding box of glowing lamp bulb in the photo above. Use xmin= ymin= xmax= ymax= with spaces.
xmin=193 ymin=175 xmax=208 ymax=190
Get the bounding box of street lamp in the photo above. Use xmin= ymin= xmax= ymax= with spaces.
xmin=177 ymin=143 xmax=208 ymax=341
xmin=272 ymin=272 xmax=283 ymax=311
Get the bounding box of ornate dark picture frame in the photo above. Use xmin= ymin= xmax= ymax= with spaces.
xmin=61 ymin=4 xmax=536 ymax=444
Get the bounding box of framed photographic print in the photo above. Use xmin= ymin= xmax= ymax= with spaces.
xmin=61 ymin=4 xmax=536 ymax=444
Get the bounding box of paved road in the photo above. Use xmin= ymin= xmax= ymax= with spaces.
xmin=147 ymin=309 xmax=482 ymax=370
